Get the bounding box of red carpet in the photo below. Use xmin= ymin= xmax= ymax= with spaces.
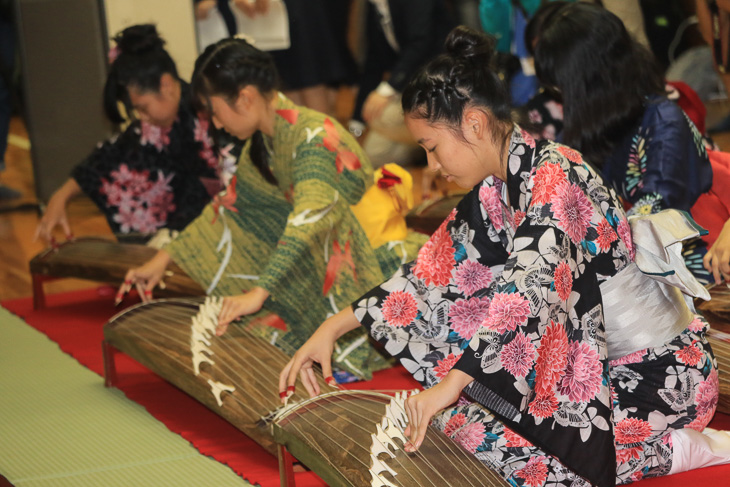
xmin=3 ymin=287 xmax=730 ymax=486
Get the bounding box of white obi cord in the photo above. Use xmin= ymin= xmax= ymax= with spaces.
xmin=600 ymin=210 xmax=711 ymax=360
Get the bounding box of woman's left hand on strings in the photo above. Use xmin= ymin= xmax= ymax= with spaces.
xmin=403 ymin=369 xmax=473 ymax=452
xmin=217 ymin=287 xmax=270 ymax=335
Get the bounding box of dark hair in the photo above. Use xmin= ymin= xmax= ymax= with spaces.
xmin=192 ymin=37 xmax=280 ymax=185
xmin=533 ymin=3 xmax=665 ymax=167
xmin=402 ymin=26 xmax=513 ymax=148
xmin=104 ymin=24 xmax=179 ymax=124
xmin=524 ymin=1 xmax=572 ymax=57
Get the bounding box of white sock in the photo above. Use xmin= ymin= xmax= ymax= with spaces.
xmin=669 ymin=428 xmax=730 ymax=475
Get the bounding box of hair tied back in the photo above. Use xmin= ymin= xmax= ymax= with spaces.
xmin=445 ymin=25 xmax=495 ymax=67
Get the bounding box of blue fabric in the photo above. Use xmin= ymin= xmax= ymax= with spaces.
xmin=602 ymin=96 xmax=713 ymax=213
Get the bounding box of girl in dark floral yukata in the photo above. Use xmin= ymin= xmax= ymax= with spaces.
xmin=281 ymin=26 xmax=730 ymax=487
xmin=35 ymin=25 xmax=231 ymax=244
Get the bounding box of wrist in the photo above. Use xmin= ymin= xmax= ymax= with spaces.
xmin=251 ymin=286 xmax=270 ymax=301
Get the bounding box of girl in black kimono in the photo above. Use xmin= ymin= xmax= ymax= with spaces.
xmin=280 ymin=26 xmax=730 ymax=487
xmin=35 ymin=24 xmax=232 ymax=244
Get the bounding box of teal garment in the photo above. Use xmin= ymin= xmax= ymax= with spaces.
xmin=479 ymin=0 xmax=577 ymax=53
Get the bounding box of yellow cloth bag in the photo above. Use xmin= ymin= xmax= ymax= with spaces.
xmin=351 ymin=163 xmax=415 ymax=248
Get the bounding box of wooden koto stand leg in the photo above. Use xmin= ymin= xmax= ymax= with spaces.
xmin=102 ymin=340 xmax=118 ymax=388
xmin=277 ymin=444 xmax=297 ymax=487
xmin=31 ymin=274 xmax=57 ymax=310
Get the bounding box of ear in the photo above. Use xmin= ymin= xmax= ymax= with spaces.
xmin=235 ymin=85 xmax=258 ymax=111
xmin=158 ymin=73 xmax=176 ymax=96
xmin=463 ymin=108 xmax=489 ymax=140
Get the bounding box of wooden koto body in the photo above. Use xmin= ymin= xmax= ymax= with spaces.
xmin=102 ymin=297 xmax=334 ymax=456
xmin=273 ymin=390 xmax=508 ymax=487
xmin=102 ymin=297 xmax=509 ymax=485
xmin=29 ymin=238 xmax=203 ymax=308
xmin=700 ymin=285 xmax=730 ymax=415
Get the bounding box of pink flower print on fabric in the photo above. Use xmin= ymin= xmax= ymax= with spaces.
xmin=531 ymin=162 xmax=566 ymax=207
xmin=500 ymin=331 xmax=536 ymax=378
xmin=617 ymin=218 xmax=635 ymax=260
xmin=610 ymin=349 xmax=647 ymax=367
xmin=520 ymin=129 xmax=536 ymax=148
xmin=596 ymin=218 xmax=618 ymax=252
xmin=479 ymin=184 xmax=505 ymax=231
xmin=551 ymin=181 xmax=594 ymax=245
xmin=528 ymin=393 xmax=559 ymax=419
xmin=616 ymin=446 xmax=643 ymax=464
xmin=381 ymin=290 xmax=419 ymax=328
xmin=194 ymin=117 xmax=219 ymax=170
xmin=513 ymin=210 xmax=526 ymax=227
xmin=414 ymin=223 xmax=456 ymax=287
xmin=434 ymin=352 xmax=462 ymax=380
xmin=453 ymin=422 xmax=487 ymax=454
xmin=534 ymin=321 xmax=568 ymax=396
xmin=553 ymin=261 xmax=573 ymax=301
xmin=687 ymin=317 xmax=705 ymax=333
xmin=558 ymin=341 xmax=602 ymax=403
xmin=193 ymin=117 xmax=210 ymax=143
xmin=556 ymin=145 xmax=583 ymax=164
xmin=140 ymin=121 xmax=171 ymax=151
xmin=695 ymin=369 xmax=719 ymax=418
xmin=675 ymin=341 xmax=703 ymax=367
xmin=503 ymin=426 xmax=533 ymax=447
xmin=448 ymin=296 xmax=491 ymax=340
xmin=444 ymin=413 xmax=468 ymax=437
xmin=528 ymin=109 xmax=542 ymax=124
xmin=102 ymin=164 xmax=175 ymax=234
xmin=615 ymin=418 xmax=653 ymax=445
xmin=484 ymin=292 xmax=531 ymax=334
xmin=514 ymin=457 xmax=549 ymax=487
xmin=453 ymin=260 xmax=493 ymax=297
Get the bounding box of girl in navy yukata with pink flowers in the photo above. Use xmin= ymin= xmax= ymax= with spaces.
xmin=280 ymin=26 xmax=730 ymax=487
xmin=35 ymin=24 xmax=238 ymax=245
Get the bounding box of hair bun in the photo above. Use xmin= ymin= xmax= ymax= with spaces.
xmin=445 ymin=25 xmax=495 ymax=66
xmin=114 ymin=24 xmax=165 ymax=56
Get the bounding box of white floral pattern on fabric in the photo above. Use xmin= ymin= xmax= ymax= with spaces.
xmin=354 ymin=127 xmax=717 ymax=487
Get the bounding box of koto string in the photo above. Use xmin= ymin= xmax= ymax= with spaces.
xmin=111 ymin=301 xmax=505 ymax=485
xmin=115 ymin=304 xmax=431 ymax=484
xmin=111 ymin=305 xmax=275 ymax=418
xmin=288 ymin=392 xmax=435 ymax=487
xmin=312 ymin=393 xmax=479 ymax=487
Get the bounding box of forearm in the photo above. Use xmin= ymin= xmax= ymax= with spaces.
xmin=49 ymin=178 xmax=82 ymax=206
xmin=319 ymin=307 xmax=362 ymax=342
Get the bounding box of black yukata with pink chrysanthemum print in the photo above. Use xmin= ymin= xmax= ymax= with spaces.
xmin=353 ymin=126 xmax=717 ymax=487
xmin=71 ymin=83 xmax=232 ymax=240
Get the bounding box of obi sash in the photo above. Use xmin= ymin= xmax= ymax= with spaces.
xmin=601 ymin=210 xmax=711 ymax=360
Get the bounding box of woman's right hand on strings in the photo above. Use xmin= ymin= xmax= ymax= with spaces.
xmin=34 ymin=196 xmax=71 ymax=244
xmin=118 ymin=250 xmax=172 ymax=304
xmin=34 ymin=179 xmax=82 ymax=244
xmin=704 ymin=218 xmax=730 ymax=285
xmin=278 ymin=307 xmax=361 ymax=401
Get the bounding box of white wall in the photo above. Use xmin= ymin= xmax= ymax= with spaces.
xmin=104 ymin=0 xmax=199 ymax=81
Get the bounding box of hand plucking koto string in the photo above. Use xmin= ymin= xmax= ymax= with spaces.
xmin=117 ymin=250 xmax=172 ymax=305
xmin=401 ymin=369 xmax=473 ymax=452
xmin=216 ymin=287 xmax=270 ymax=336
xmin=279 ymin=307 xmax=361 ymax=401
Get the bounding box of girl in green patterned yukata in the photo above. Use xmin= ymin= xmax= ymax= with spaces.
xmin=120 ymin=38 xmax=426 ymax=380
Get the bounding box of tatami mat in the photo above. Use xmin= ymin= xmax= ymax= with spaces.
xmin=0 ymin=306 xmax=249 ymax=487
